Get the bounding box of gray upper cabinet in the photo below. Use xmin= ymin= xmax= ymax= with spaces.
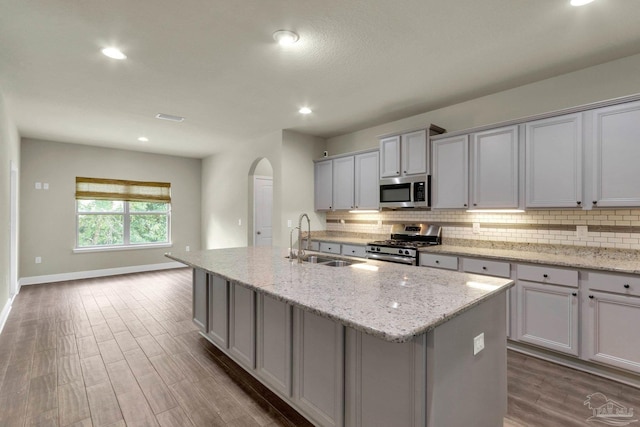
xmin=314 ymin=160 xmax=333 ymax=211
xmin=591 ymin=100 xmax=640 ymax=208
xmin=379 ymin=135 xmax=401 ymax=178
xmin=471 ymin=125 xmax=520 ymax=209
xmin=332 ymin=156 xmax=355 ymax=210
xmin=525 ymin=113 xmax=583 ymax=208
xmin=401 ymin=130 xmax=428 ymax=176
xmin=432 ymin=134 xmax=469 ymax=209
xmin=354 ymin=151 xmax=379 ymax=210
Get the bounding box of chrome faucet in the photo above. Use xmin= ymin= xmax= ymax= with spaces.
xmin=297 ymin=213 xmax=311 ymax=264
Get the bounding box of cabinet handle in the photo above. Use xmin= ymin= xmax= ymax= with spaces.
xmin=592 ymin=201 xmax=597 ymax=205
xmin=351 ymin=206 xmax=354 ymax=209
xmin=577 ymin=201 xmax=581 ymax=205
xmin=435 ymin=260 xmax=440 ymax=264
xmin=474 ymin=203 xmax=478 ymax=207
xmin=403 ymin=171 xmax=407 ymax=173
xmin=543 ymin=274 xmax=548 ymax=278
xmin=572 ymin=292 xmax=577 ymax=297
xmin=624 ymin=284 xmax=630 ymax=289
xmin=589 ymin=295 xmax=594 ymax=299
xmin=482 ymin=266 xmax=487 ymax=270
xmin=396 ymin=171 xmax=399 ymax=174
xmin=464 ymin=204 xmax=468 ymax=207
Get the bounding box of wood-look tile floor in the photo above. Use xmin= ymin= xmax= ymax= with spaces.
xmin=0 ymin=268 xmax=637 ymax=427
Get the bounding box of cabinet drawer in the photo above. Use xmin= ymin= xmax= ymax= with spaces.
xmin=420 ymin=254 xmax=458 ymax=270
xmin=319 ymin=242 xmax=341 ymax=254
xmin=303 ymin=240 xmax=320 ymax=251
xmin=341 ymin=244 xmax=367 ymax=258
xmin=462 ymin=258 xmax=510 ymax=278
xmin=588 ymin=272 xmax=640 ymax=297
xmin=517 ymin=264 xmax=578 ymax=288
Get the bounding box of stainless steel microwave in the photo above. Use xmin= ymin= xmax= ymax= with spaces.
xmin=379 ymin=176 xmax=430 ymax=208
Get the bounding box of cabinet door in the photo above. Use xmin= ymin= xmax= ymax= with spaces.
xmin=526 ymin=114 xmax=583 ymax=208
xmin=332 ymin=156 xmax=355 ymax=210
xmin=293 ymin=309 xmax=344 ymax=427
xmin=380 ymin=136 xmax=401 ymax=178
xmin=207 ymin=274 xmax=228 ymax=348
xmin=592 ymin=100 xmax=640 ymax=207
xmin=257 ymin=294 xmax=292 ymax=396
xmin=314 ymin=160 xmax=333 ymax=211
xmin=517 ymin=280 xmax=579 ymax=356
xmin=584 ymin=291 xmax=640 ymax=374
xmin=192 ymin=269 xmax=208 ymax=331
xmin=229 ymin=283 xmax=256 ymax=369
xmin=471 ymin=125 xmax=519 ymax=209
xmin=354 ymin=151 xmax=379 ymax=210
xmin=401 ymin=130 xmax=428 ymax=176
xmin=432 ymin=135 xmax=469 ymax=209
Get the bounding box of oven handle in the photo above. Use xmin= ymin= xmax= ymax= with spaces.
xmin=366 ymin=253 xmax=416 ymax=266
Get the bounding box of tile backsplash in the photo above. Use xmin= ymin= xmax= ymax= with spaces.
xmin=326 ymin=209 xmax=640 ymax=250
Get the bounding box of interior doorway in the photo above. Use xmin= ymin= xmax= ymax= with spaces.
xmin=249 ymin=158 xmax=273 ymax=247
xmin=9 ymin=160 xmax=18 ymax=297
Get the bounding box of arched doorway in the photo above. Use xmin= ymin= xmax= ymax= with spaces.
xmin=248 ymin=158 xmax=273 ymax=246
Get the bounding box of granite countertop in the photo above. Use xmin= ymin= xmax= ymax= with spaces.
xmin=165 ymin=247 xmax=513 ymax=343
xmin=305 ymin=236 xmax=374 ymax=245
xmin=421 ymin=243 xmax=640 ymax=275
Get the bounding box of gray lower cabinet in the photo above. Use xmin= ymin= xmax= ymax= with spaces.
xmin=319 ymin=242 xmax=341 ymax=254
xmin=584 ymin=276 xmax=640 ymax=374
xmin=516 ymin=279 xmax=579 ymax=356
xmin=192 ymin=269 xmax=208 ymax=331
xmin=229 ymin=283 xmax=256 ymax=368
xmin=345 ymin=330 xmax=425 ymax=427
xmin=341 ymin=244 xmax=366 ymax=258
xmin=293 ymin=308 xmax=344 ymax=427
xmin=207 ymin=274 xmax=228 ymax=348
xmin=256 ymin=294 xmax=292 ymax=396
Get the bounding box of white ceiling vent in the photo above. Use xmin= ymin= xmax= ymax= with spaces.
xmin=155 ymin=113 xmax=185 ymax=122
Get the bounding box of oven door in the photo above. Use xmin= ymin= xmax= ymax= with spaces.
xmin=366 ymin=252 xmax=416 ymax=266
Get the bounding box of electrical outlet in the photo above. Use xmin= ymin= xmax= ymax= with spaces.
xmin=185 ymin=246 xmax=190 ymax=252
xmin=473 ymin=223 xmax=480 ymax=234
xmin=576 ymin=225 xmax=588 ymax=239
xmin=287 ymin=219 xmax=292 ymax=228
xmin=35 ymin=256 xmax=42 ymax=264
xmin=473 ymin=333 xmax=485 ymax=355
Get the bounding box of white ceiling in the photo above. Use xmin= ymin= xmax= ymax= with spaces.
xmin=2 ymin=0 xmax=640 ymax=158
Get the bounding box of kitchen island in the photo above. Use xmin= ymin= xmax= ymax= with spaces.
xmin=166 ymin=246 xmax=514 ymax=427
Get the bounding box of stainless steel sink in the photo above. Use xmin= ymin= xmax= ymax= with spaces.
xmin=305 ymin=255 xmax=336 ymax=264
xmin=321 ymin=260 xmax=353 ymax=267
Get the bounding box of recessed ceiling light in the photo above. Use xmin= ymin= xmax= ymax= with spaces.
xmin=273 ymin=30 xmax=299 ymax=46
xmin=101 ymin=47 xmax=127 ymax=60
xmin=570 ymin=0 xmax=595 ymax=6
xmin=138 ymin=136 xmax=149 ymax=142
xmin=155 ymin=113 xmax=185 ymax=122
xmin=299 ymin=107 xmax=312 ymax=114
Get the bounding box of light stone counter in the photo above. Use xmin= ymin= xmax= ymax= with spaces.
xmin=422 ymin=243 xmax=640 ymax=275
xmin=166 ymin=246 xmax=513 ymax=343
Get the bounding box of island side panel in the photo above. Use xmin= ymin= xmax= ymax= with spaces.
xmin=426 ymin=291 xmax=508 ymax=427
xmin=207 ymin=274 xmax=229 ymax=348
xmin=192 ymin=268 xmax=208 ymax=331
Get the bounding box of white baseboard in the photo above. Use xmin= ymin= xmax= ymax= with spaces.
xmin=0 ymin=295 xmax=13 ymax=334
xmin=19 ymin=261 xmax=186 ymax=286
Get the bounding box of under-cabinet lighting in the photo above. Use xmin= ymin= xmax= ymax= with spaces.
xmin=466 ymin=281 xmax=501 ymax=291
xmin=466 ymin=209 xmax=525 ymax=213
xmin=348 ymin=210 xmax=380 ymax=214
xmin=137 ymin=136 xmax=149 ymax=142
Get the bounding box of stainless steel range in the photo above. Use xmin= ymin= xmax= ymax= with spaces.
xmin=366 ymin=224 xmax=441 ymax=265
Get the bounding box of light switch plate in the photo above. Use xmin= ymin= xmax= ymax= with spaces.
xmin=473 ymin=333 xmax=485 ymax=355
xmin=287 ymin=219 xmax=292 ymax=228
xmin=43 ymin=183 xmax=49 ymax=190
xmin=35 ymin=256 xmax=42 ymax=264
xmin=35 ymin=182 xmax=42 ymax=190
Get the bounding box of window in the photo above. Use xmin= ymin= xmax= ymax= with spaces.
xmin=75 ymin=177 xmax=171 ymax=249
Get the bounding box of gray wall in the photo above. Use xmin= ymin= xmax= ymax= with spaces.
xmin=327 ymin=53 xmax=640 ymax=155
xmin=19 ymin=139 xmax=202 ymax=278
xmin=0 ymin=90 xmax=20 ymax=311
xmin=201 ymin=130 xmax=326 ymax=250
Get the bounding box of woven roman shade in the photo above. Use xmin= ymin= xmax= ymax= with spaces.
xmin=75 ymin=177 xmax=171 ymax=203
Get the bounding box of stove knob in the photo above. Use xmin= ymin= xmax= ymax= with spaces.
xmin=405 ymin=250 xmax=410 ymax=255
xmin=376 ymin=247 xmax=381 ymax=252
xmin=398 ymin=249 xmax=403 ymax=255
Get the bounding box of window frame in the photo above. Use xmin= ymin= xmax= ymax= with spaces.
xmin=74 ymin=199 xmax=172 ymax=252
